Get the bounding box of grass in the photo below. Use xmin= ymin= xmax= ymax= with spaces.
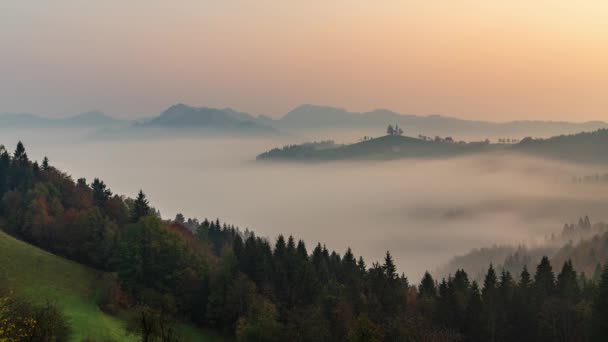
xmin=0 ymin=230 xmax=221 ymax=341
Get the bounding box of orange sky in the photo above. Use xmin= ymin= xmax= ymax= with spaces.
xmin=1 ymin=1 xmax=607 ymax=121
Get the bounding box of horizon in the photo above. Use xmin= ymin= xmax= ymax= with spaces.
xmin=2 ymin=102 xmax=608 ymax=125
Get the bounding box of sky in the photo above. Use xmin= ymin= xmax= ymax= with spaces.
xmin=1 ymin=1 xmax=608 ymax=121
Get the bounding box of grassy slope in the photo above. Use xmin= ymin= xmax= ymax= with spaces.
xmin=0 ymin=231 xmax=219 ymax=342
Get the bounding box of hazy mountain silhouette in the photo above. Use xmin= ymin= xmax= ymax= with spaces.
xmin=0 ymin=111 xmax=125 ymax=128
xmin=138 ymin=104 xmax=277 ymax=135
xmin=270 ymin=104 xmax=608 ymax=139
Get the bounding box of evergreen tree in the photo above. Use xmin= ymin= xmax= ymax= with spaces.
xmin=131 ymin=190 xmax=151 ymax=222
xmin=386 ymin=124 xmax=394 ymax=136
xmin=556 ymin=260 xmax=579 ymax=301
xmin=418 ymin=272 xmax=437 ymax=298
xmin=482 ymin=264 xmax=498 ymax=342
xmin=519 ymin=265 xmax=531 ymax=289
xmin=32 ymin=161 xmax=39 ymax=175
xmin=592 ymin=265 xmax=608 ymax=341
xmin=592 ymin=263 xmax=602 ymax=283
xmin=383 ymin=251 xmax=397 ymax=280
xmin=534 ymin=256 xmax=556 ymax=300
xmin=13 ymin=141 xmax=28 ymax=165
xmin=357 ymin=256 xmax=366 ymax=275
xmin=583 ymin=215 xmax=591 ymax=230
xmin=465 ymin=281 xmax=483 ymax=341
xmin=91 ymin=178 xmax=112 ymax=207
xmin=42 ymin=156 xmax=49 ymax=171
xmin=0 ymin=145 xmax=9 ymax=198
xmin=296 ymin=240 xmax=308 ymax=260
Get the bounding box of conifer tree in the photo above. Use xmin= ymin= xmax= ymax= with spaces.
xmin=296 ymin=240 xmax=308 ymax=260
xmin=383 ymin=251 xmax=397 ymax=280
xmin=592 ymin=265 xmax=608 ymax=341
xmin=419 ymin=272 xmax=437 ymax=298
xmin=556 ymin=260 xmax=579 ymax=301
xmin=42 ymin=156 xmax=49 ymax=170
xmin=386 ymin=124 xmax=394 ymax=136
xmin=592 ymin=263 xmax=602 ymax=283
xmin=131 ymin=190 xmax=151 ymax=222
xmin=534 ymin=256 xmax=555 ymax=300
xmin=482 ymin=264 xmax=498 ymax=342
xmin=13 ymin=141 xmax=28 ymax=165
xmin=465 ymin=281 xmax=483 ymax=340
xmin=91 ymin=178 xmax=112 ymax=206
xmin=519 ymin=265 xmax=531 ymax=289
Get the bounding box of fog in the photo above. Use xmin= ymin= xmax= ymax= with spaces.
xmin=3 ymin=129 xmax=607 ymax=279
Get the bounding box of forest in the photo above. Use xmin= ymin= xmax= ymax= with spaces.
xmin=1 ymin=141 xmax=608 ymax=341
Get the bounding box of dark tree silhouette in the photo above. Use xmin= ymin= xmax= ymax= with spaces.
xmin=131 ymin=190 xmax=151 ymax=222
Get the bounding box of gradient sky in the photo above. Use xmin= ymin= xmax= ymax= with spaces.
xmin=2 ymin=1 xmax=607 ymax=121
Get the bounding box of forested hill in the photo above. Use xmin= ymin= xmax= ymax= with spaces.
xmin=257 ymin=135 xmax=502 ymax=161
xmin=512 ymin=129 xmax=608 ymax=163
xmin=257 ymin=128 xmax=608 ymax=163
xmin=2 ymin=141 xmax=608 ymax=341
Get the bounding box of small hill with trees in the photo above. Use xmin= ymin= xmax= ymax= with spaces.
xmin=258 ymin=127 xmax=608 ymax=164
xmin=257 ymin=132 xmax=499 ymax=161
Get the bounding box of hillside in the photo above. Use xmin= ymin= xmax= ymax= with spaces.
xmin=257 ymin=134 xmax=503 ymax=161
xmin=513 ymin=129 xmax=608 ymax=164
xmin=258 ymin=129 xmax=608 ymax=163
xmin=0 ymin=231 xmax=216 ymax=342
xmin=437 ymin=219 xmax=608 ymax=282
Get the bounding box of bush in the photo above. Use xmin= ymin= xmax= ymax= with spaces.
xmin=0 ymin=288 xmax=70 ymax=341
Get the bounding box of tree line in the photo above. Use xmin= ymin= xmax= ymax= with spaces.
xmin=1 ymin=141 xmax=608 ymax=341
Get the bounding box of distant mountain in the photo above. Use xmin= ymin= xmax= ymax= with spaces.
xmin=65 ymin=110 xmax=125 ymax=126
xmin=139 ymin=104 xmax=277 ymax=135
xmin=5 ymin=103 xmax=607 ymax=140
xmin=0 ymin=111 xmax=126 ymax=128
xmin=257 ymin=129 xmax=608 ymax=164
xmin=269 ymin=104 xmax=608 ymax=140
xmin=0 ymin=113 xmax=55 ymax=127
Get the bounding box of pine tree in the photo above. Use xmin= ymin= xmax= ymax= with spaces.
xmin=274 ymin=235 xmax=287 ymax=258
xmin=465 ymin=281 xmax=483 ymax=341
xmin=91 ymin=178 xmax=112 ymax=207
xmin=419 ymin=272 xmax=437 ymax=298
xmin=357 ymin=256 xmax=366 ymax=275
xmin=131 ymin=190 xmax=151 ymax=222
xmin=42 ymin=156 xmax=49 ymax=171
xmin=13 ymin=141 xmax=28 ymax=165
xmin=592 ymin=263 xmax=602 ymax=283
xmin=386 ymin=124 xmax=394 ymax=136
xmin=296 ymin=240 xmax=308 ymax=260
xmin=519 ymin=265 xmax=531 ymax=289
xmin=482 ymin=264 xmax=498 ymax=342
xmin=32 ymin=161 xmax=39 ymax=175
xmin=583 ymin=215 xmax=591 ymax=230
xmin=556 ymin=260 xmax=579 ymax=301
xmin=383 ymin=251 xmax=397 ymax=280
xmin=534 ymin=256 xmax=555 ymax=300
xmin=592 ymin=265 xmax=608 ymax=341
